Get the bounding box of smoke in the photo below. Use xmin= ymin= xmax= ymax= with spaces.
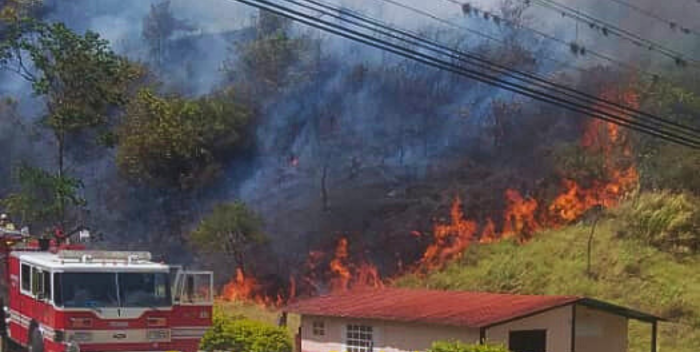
xmin=0 ymin=0 xmax=693 ymax=280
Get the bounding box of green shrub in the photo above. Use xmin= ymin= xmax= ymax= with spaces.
xmin=617 ymin=192 xmax=700 ymax=255
xmin=200 ymin=310 xmax=292 ymax=352
xmin=427 ymin=340 xmax=510 ymax=352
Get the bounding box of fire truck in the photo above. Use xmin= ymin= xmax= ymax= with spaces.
xmin=0 ymin=227 xmax=214 ymax=352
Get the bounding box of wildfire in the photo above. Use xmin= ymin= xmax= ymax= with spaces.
xmin=502 ymin=189 xmax=539 ymax=240
xmin=329 ymin=238 xmax=352 ymax=291
xmin=221 ymin=268 xmax=283 ymax=307
xmin=218 ymin=86 xmax=641 ymax=307
xmin=549 ymin=88 xmax=639 ymax=224
xmin=420 ymin=197 xmax=477 ymax=270
xmin=421 ymin=86 xmax=639 ymax=269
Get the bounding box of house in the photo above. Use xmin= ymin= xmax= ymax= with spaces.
xmin=283 ymin=287 xmax=663 ymax=352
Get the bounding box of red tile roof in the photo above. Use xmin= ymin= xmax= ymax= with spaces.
xmin=284 ymin=287 xmax=582 ymax=328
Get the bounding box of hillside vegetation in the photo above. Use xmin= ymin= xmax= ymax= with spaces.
xmin=396 ymin=192 xmax=700 ymax=352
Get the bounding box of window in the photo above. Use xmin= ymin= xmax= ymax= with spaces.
xmin=53 ymin=272 xmax=172 ymax=308
xmin=346 ymin=324 xmax=373 ymax=352
xmin=118 ymin=272 xmax=171 ymax=307
xmin=31 ymin=267 xmax=42 ymax=296
xmin=20 ymin=264 xmax=31 ymax=292
xmin=43 ymin=271 xmax=51 ymax=300
xmin=180 ymin=272 xmax=213 ymax=304
xmin=312 ymin=321 xmax=325 ymax=336
xmin=509 ymin=330 xmax=547 ymax=352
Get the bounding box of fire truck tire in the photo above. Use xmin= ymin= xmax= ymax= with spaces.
xmin=27 ymin=329 xmax=43 ymax=352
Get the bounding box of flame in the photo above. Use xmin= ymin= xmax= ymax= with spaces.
xmin=420 ymin=197 xmax=477 ymax=270
xmin=480 ymin=218 xmax=497 ymax=244
xmin=329 ymin=237 xmax=352 ymax=291
xmin=502 ymin=189 xmax=539 ymax=240
xmin=548 ymin=87 xmax=639 ymax=224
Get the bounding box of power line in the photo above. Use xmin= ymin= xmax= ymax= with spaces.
xmin=297 ymin=0 xmax=700 ymax=138
xmin=604 ymin=0 xmax=700 ymax=37
xmin=529 ymin=0 xmax=700 ymax=67
xmin=434 ymin=0 xmax=665 ymax=81
xmin=235 ymin=0 xmax=700 ymax=147
xmin=224 ymin=0 xmax=700 ymax=149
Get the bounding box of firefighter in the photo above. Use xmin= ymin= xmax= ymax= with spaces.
xmin=0 ymin=214 xmax=15 ymax=231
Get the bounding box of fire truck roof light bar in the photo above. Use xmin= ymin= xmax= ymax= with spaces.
xmin=58 ymin=250 xmax=153 ymax=262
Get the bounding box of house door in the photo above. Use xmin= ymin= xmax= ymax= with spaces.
xmin=509 ymin=330 xmax=547 ymax=352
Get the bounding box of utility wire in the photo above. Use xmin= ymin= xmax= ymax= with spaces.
xmin=529 ymin=0 xmax=700 ymax=67
xmin=434 ymin=0 xmax=665 ymax=81
xmin=298 ymin=0 xmax=700 ymax=138
xmin=224 ymin=0 xmax=700 ymax=149
xmin=605 ymin=0 xmax=700 ymax=37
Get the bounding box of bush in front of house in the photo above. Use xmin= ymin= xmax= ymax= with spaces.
xmin=199 ymin=310 xmax=292 ymax=352
xmin=427 ymin=340 xmax=510 ymax=352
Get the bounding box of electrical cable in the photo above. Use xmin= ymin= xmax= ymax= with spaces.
xmin=297 ymin=0 xmax=700 ymax=137
xmin=433 ymin=0 xmax=666 ymax=81
xmin=223 ymin=0 xmax=700 ymax=149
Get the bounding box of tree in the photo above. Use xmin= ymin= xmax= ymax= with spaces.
xmin=199 ymin=311 xmax=292 ymax=352
xmin=225 ymin=10 xmax=319 ymax=94
xmin=116 ymin=88 xmax=252 ymax=191
xmin=142 ymin=0 xmax=194 ymax=68
xmin=190 ymin=202 xmax=267 ymax=274
xmin=427 ymin=341 xmax=510 ymax=352
xmin=2 ymin=165 xmax=85 ymax=229
xmin=0 ymin=19 xmax=139 ymax=226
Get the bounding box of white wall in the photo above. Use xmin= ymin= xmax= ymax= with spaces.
xmin=485 ymin=305 xmax=573 ymax=352
xmin=300 ymin=315 xmax=480 ymax=352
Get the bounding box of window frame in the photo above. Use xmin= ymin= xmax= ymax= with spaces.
xmin=312 ymin=320 xmax=325 ymax=336
xmin=344 ymin=324 xmax=374 ymax=352
xmin=20 ymin=262 xmax=53 ymax=302
xmin=20 ymin=263 xmax=31 ymax=294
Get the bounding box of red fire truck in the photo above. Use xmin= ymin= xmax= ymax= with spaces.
xmin=0 ymin=227 xmax=213 ymax=352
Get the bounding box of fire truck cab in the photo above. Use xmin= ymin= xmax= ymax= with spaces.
xmin=3 ymin=248 xmax=213 ymax=352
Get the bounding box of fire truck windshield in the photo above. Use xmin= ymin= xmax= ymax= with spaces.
xmin=54 ymin=272 xmax=171 ymax=308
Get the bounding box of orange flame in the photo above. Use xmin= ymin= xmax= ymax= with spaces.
xmin=502 ymin=189 xmax=540 ymax=240
xmin=420 ymin=197 xmax=477 ymax=270
xmin=330 ymin=237 xmax=352 ymax=291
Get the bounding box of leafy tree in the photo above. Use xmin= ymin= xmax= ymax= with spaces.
xmin=116 ymin=88 xmax=252 ymax=190
xmin=0 ymin=19 xmax=139 ymax=226
xmin=190 ymin=201 xmax=266 ymax=274
xmin=2 ymin=165 xmax=85 ymax=229
xmin=199 ymin=311 xmax=291 ymax=352
xmin=226 ymin=10 xmax=319 ymax=93
xmin=142 ymin=0 xmax=194 ymax=68
xmin=635 ymin=74 xmax=700 ymax=194
xmin=427 ymin=340 xmax=510 ymax=352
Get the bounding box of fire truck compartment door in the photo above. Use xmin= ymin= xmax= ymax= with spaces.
xmin=176 ymin=271 xmax=213 ymax=305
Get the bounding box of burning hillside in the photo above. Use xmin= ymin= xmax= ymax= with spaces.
xmin=218 ymin=86 xmax=641 ymax=307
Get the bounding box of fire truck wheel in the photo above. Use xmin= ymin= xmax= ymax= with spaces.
xmin=27 ymin=329 xmax=43 ymax=352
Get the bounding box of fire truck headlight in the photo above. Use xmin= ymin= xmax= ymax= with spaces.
xmin=70 ymin=332 xmax=93 ymax=342
xmin=66 ymin=341 xmax=80 ymax=352
xmin=147 ymin=329 xmax=169 ymax=341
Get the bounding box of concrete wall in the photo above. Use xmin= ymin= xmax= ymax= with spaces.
xmin=485 ymin=305 xmax=573 ymax=352
xmin=575 ymin=305 xmax=628 ymax=352
xmin=299 ymin=315 xmax=480 ymax=352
